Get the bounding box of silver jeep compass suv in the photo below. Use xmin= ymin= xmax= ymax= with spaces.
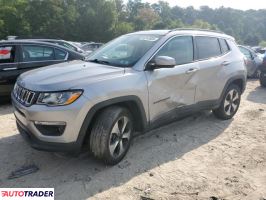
xmin=12 ymin=29 xmax=247 ymax=165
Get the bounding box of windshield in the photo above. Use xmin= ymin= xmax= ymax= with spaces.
xmin=87 ymin=34 xmax=162 ymax=67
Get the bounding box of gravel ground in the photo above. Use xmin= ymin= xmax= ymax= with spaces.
xmin=0 ymin=80 xmax=265 ymax=200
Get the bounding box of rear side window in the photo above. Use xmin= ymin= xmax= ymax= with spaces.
xmin=155 ymin=36 xmax=194 ymax=65
xmin=55 ymin=48 xmax=67 ymax=60
xmin=219 ymin=39 xmax=230 ymax=54
xmin=0 ymin=46 xmax=16 ymax=64
xmin=22 ymin=45 xmax=54 ymax=62
xmin=196 ymin=37 xmax=221 ymax=60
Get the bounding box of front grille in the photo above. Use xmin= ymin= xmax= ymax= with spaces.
xmin=13 ymin=84 xmax=36 ymax=106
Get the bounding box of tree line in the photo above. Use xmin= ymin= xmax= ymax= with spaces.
xmin=1 ymin=0 xmax=266 ymax=46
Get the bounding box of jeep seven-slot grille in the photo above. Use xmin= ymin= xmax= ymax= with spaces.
xmin=13 ymin=84 xmax=36 ymax=106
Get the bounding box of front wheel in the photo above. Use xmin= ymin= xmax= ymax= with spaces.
xmin=90 ymin=106 xmax=133 ymax=165
xmin=213 ymin=84 xmax=241 ymax=120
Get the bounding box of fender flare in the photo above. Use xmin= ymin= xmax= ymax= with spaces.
xmin=218 ymin=74 xmax=246 ymax=105
xmin=75 ymin=95 xmax=148 ymax=149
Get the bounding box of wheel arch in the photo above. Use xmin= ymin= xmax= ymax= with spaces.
xmin=219 ymin=75 xmax=246 ymax=104
xmin=76 ymin=96 xmax=148 ymax=149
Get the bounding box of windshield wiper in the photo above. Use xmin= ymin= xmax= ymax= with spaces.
xmin=88 ymin=59 xmax=110 ymax=65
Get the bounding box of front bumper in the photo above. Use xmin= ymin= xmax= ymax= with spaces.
xmin=12 ymin=92 xmax=91 ymax=152
xmin=16 ymin=118 xmax=78 ymax=152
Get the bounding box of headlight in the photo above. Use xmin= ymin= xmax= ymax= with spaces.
xmin=37 ymin=90 xmax=83 ymax=106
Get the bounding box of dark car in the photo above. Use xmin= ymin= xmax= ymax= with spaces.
xmin=0 ymin=40 xmax=84 ymax=97
xmin=24 ymin=39 xmax=86 ymax=54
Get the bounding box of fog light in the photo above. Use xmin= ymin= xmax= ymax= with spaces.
xmin=34 ymin=121 xmax=66 ymax=136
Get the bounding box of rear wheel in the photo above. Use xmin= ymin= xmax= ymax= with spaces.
xmin=90 ymin=106 xmax=133 ymax=165
xmin=213 ymin=84 xmax=241 ymax=120
xmin=260 ymin=71 xmax=266 ymax=87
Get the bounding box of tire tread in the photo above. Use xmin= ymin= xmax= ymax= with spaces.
xmin=90 ymin=106 xmax=131 ymax=165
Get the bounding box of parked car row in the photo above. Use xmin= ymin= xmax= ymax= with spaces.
xmin=6 ymin=36 xmax=103 ymax=55
xmin=238 ymin=45 xmax=263 ymax=78
xmin=0 ymin=40 xmax=85 ymax=97
xmin=249 ymin=46 xmax=266 ymax=86
xmin=238 ymin=44 xmax=266 ymax=89
xmin=25 ymin=39 xmax=86 ymax=54
xmin=0 ymin=37 xmax=104 ymax=97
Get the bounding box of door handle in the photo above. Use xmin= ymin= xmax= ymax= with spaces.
xmin=2 ymin=67 xmax=18 ymax=71
xmin=221 ymin=61 xmax=230 ymax=66
xmin=186 ymin=68 xmax=199 ymax=74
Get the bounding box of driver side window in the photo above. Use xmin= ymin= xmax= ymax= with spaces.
xmin=155 ymin=36 xmax=194 ymax=65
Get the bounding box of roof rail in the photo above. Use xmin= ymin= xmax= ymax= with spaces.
xmin=170 ymin=28 xmax=225 ymax=34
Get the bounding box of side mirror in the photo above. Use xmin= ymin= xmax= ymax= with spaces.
xmin=146 ymin=56 xmax=176 ymax=70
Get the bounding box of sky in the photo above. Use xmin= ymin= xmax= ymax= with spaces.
xmin=143 ymin=0 xmax=265 ymax=10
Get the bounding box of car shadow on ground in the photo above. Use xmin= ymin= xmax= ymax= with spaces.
xmin=247 ymin=85 xmax=266 ymax=104
xmin=0 ymin=111 xmax=232 ymax=199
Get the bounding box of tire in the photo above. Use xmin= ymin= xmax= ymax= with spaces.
xmin=212 ymin=84 xmax=241 ymax=120
xmin=260 ymin=71 xmax=266 ymax=87
xmin=90 ymin=106 xmax=133 ymax=165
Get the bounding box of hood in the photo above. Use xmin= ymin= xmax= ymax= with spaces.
xmin=17 ymin=60 xmax=125 ymax=91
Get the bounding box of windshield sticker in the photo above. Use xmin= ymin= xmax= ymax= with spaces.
xmin=139 ymin=36 xmax=159 ymax=42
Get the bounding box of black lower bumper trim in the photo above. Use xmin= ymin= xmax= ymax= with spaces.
xmin=16 ymin=119 xmax=81 ymax=152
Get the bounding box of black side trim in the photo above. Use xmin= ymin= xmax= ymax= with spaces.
xmin=75 ymin=95 xmax=148 ymax=148
xmin=149 ymin=100 xmax=219 ymax=130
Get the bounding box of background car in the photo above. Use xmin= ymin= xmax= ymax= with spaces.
xmin=81 ymin=42 xmax=103 ymax=54
xmin=0 ymin=40 xmax=85 ymax=97
xmin=259 ymin=53 xmax=266 ymax=87
xmin=22 ymin=39 xmax=86 ymax=55
xmin=69 ymin=41 xmax=84 ymax=48
xmin=238 ymin=45 xmax=263 ymax=78
xmin=252 ymin=46 xmax=266 ymax=55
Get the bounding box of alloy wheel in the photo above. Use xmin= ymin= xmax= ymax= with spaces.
xmin=224 ymin=89 xmax=240 ymax=116
xmin=109 ymin=116 xmax=132 ymax=158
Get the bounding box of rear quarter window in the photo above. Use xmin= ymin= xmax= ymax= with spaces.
xmin=239 ymin=46 xmax=252 ymax=59
xmin=219 ymin=39 xmax=230 ymax=54
xmin=196 ymin=36 xmax=222 ymax=60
